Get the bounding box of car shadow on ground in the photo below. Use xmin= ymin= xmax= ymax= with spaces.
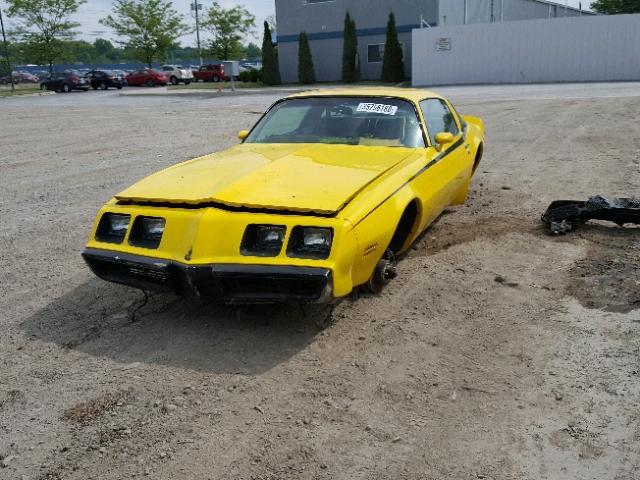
xmin=21 ymin=278 xmax=329 ymax=375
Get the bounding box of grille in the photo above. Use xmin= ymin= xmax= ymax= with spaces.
xmin=87 ymin=257 xmax=175 ymax=291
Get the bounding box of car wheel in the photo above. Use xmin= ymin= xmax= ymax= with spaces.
xmin=40 ymin=84 xmax=48 ymax=91
xmin=92 ymin=85 xmax=98 ymax=90
xmin=100 ymin=82 xmax=107 ymax=90
xmin=170 ymin=76 xmax=178 ymax=85
xmin=62 ymin=83 xmax=71 ymax=93
xmin=117 ymin=86 xmax=122 ymax=90
xmin=362 ymin=250 xmax=397 ymax=294
xmin=146 ymin=80 xmax=155 ymax=87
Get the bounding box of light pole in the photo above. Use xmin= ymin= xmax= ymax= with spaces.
xmin=0 ymin=5 xmax=15 ymax=92
xmin=191 ymin=2 xmax=203 ymax=66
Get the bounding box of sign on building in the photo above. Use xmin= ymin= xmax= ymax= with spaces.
xmin=436 ymin=37 xmax=452 ymax=52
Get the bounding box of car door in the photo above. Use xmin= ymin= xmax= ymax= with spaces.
xmin=411 ymin=98 xmax=471 ymax=228
xmin=128 ymin=70 xmax=141 ymax=85
xmin=52 ymin=74 xmax=64 ymax=90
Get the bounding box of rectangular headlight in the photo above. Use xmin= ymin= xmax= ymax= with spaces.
xmin=95 ymin=213 xmax=130 ymax=244
xmin=241 ymin=224 xmax=286 ymax=256
xmin=287 ymin=227 xmax=333 ymax=259
xmin=129 ymin=216 xmax=165 ymax=249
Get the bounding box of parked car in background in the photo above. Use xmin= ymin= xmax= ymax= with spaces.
xmin=125 ymin=69 xmax=168 ymax=87
xmin=192 ymin=64 xmax=228 ymax=82
xmin=85 ymin=70 xmax=124 ymax=90
xmin=0 ymin=71 xmax=40 ymax=84
xmin=111 ymin=70 xmax=128 ymax=85
xmin=40 ymin=72 xmax=89 ymax=92
xmin=161 ymin=65 xmax=194 ymax=85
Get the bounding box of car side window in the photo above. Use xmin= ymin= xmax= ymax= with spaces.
xmin=420 ymin=99 xmax=459 ymax=146
xmin=162 ymin=67 xmax=172 ymax=71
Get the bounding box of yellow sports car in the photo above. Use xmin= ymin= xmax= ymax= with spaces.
xmin=83 ymin=88 xmax=484 ymax=303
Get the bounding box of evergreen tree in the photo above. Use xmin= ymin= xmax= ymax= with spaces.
xmin=381 ymin=12 xmax=404 ymax=83
xmin=591 ymin=0 xmax=640 ymax=14
xmin=341 ymin=12 xmax=359 ymax=82
xmin=261 ymin=21 xmax=281 ymax=85
xmin=298 ymin=32 xmax=315 ymax=84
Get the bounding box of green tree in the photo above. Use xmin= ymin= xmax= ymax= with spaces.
xmin=5 ymin=0 xmax=86 ymax=73
xmin=202 ymin=1 xmax=254 ymax=60
xmin=381 ymin=12 xmax=404 ymax=83
xmin=101 ymin=0 xmax=189 ymax=68
xmin=93 ymin=38 xmax=120 ymax=61
xmin=244 ymin=41 xmax=261 ymax=58
xmin=297 ymin=31 xmax=315 ymax=84
xmin=0 ymin=59 xmax=10 ymax=78
xmin=590 ymin=0 xmax=640 ymax=13
xmin=341 ymin=12 xmax=359 ymax=82
xmin=63 ymin=39 xmax=95 ymax=63
xmin=261 ymin=20 xmax=280 ymax=85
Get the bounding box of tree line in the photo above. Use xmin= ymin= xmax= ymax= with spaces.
xmin=2 ymin=38 xmax=261 ymax=68
xmin=1 ymin=0 xmax=262 ymax=73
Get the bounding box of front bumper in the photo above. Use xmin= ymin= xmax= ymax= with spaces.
xmin=82 ymin=248 xmax=333 ymax=304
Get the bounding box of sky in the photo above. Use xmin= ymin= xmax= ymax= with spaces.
xmin=4 ymin=0 xmax=592 ymax=48
xmin=24 ymin=0 xmax=276 ymax=46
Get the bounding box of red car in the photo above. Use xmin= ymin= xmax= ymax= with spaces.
xmin=192 ymin=64 xmax=229 ymax=82
xmin=125 ymin=69 xmax=168 ymax=87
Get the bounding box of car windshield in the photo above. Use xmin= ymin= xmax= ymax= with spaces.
xmin=245 ymin=97 xmax=425 ymax=148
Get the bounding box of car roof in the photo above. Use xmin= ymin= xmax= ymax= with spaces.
xmin=286 ymin=87 xmax=444 ymax=103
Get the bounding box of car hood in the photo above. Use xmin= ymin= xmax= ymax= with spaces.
xmin=115 ymin=144 xmax=418 ymax=215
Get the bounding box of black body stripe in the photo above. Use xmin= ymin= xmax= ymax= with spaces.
xmin=353 ymin=134 xmax=466 ymax=227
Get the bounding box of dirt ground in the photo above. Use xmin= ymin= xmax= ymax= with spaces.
xmin=0 ymin=86 xmax=639 ymax=480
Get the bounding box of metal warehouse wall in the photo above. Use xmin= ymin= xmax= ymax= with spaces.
xmin=438 ymin=0 xmax=586 ymax=26
xmin=412 ymin=14 xmax=640 ymax=86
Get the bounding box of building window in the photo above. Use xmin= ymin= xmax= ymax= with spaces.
xmin=368 ymin=44 xmax=384 ymax=63
xmin=367 ymin=43 xmax=404 ymax=63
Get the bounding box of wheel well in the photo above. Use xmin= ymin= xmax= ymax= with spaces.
xmin=387 ymin=200 xmax=419 ymax=254
xmin=473 ymin=143 xmax=483 ymax=174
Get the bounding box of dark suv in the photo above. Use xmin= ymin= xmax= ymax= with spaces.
xmin=40 ymin=72 xmax=89 ymax=92
xmin=85 ymin=70 xmax=124 ymax=90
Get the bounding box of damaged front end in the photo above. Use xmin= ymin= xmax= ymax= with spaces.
xmin=542 ymin=196 xmax=640 ymax=235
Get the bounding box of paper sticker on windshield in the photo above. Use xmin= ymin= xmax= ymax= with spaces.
xmin=357 ymin=103 xmax=398 ymax=116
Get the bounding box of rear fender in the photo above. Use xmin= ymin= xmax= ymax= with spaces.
xmin=463 ymin=115 xmax=484 ymax=138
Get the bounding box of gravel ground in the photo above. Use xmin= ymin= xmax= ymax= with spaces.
xmin=0 ymin=84 xmax=639 ymax=480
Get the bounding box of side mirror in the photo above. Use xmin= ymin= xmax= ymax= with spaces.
xmin=237 ymin=130 xmax=249 ymax=141
xmin=434 ymin=132 xmax=455 ymax=148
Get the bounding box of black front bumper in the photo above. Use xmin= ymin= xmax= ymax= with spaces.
xmin=82 ymin=248 xmax=333 ymax=304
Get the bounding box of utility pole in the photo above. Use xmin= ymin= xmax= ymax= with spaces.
xmin=0 ymin=5 xmax=15 ymax=92
xmin=191 ymin=2 xmax=203 ymax=66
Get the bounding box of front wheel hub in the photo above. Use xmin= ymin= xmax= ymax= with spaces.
xmin=364 ymin=250 xmax=397 ymax=294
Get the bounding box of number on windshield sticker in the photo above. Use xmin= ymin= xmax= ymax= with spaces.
xmin=356 ymin=103 xmax=398 ymax=116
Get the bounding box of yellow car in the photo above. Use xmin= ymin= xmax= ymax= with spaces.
xmin=83 ymin=88 xmax=484 ymax=303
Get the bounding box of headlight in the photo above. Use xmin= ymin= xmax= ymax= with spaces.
xmin=287 ymin=227 xmax=333 ymax=259
xmin=129 ymin=216 xmax=166 ymax=249
xmin=241 ymin=224 xmax=286 ymax=256
xmin=95 ymin=213 xmax=130 ymax=244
